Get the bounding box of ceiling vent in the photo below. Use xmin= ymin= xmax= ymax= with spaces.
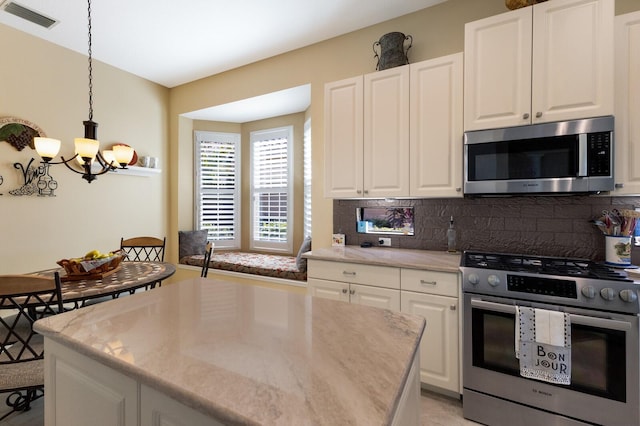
xmin=1 ymin=1 xmax=57 ymax=29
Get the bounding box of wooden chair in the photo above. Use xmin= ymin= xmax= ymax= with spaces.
xmin=120 ymin=236 xmax=166 ymax=262
xmin=0 ymin=273 xmax=63 ymax=421
xmin=120 ymin=237 xmax=166 ymax=289
xmin=201 ymin=242 xmax=214 ymax=278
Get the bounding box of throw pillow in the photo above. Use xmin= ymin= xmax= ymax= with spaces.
xmin=295 ymin=236 xmax=312 ymax=271
xmin=178 ymin=230 xmax=209 ymax=260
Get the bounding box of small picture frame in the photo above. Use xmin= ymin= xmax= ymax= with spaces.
xmin=332 ymin=233 xmax=345 ymax=246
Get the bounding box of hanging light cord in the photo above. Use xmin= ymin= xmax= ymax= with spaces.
xmin=87 ymin=0 xmax=93 ymax=121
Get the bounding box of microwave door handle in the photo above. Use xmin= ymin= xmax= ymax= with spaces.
xmin=578 ymin=134 xmax=588 ymax=177
xmin=470 ymin=299 xmax=631 ymax=331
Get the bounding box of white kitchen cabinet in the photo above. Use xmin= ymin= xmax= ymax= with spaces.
xmin=363 ymin=66 xmax=410 ymax=198
xmin=141 ymin=385 xmax=223 ymax=426
xmin=324 ymin=66 xmax=409 ymax=198
xmin=613 ymin=11 xmax=640 ymax=195
xmin=307 ymin=259 xmax=401 ymax=311
xmin=44 ymin=339 xmax=138 ymax=426
xmin=323 ymin=76 xmax=364 ymax=198
xmin=409 ymin=53 xmax=463 ymax=197
xmin=464 ymin=0 xmax=614 ymax=131
xmin=400 ymin=269 xmax=460 ymax=394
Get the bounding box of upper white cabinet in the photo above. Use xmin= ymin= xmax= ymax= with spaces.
xmin=409 ymin=53 xmax=463 ymax=198
xmin=464 ymin=0 xmax=614 ymax=131
xmin=364 ymin=66 xmax=410 ymax=198
xmin=613 ymin=11 xmax=640 ymax=195
xmin=325 ymin=53 xmax=463 ymax=198
xmin=324 ymin=66 xmax=409 ymax=198
xmin=324 ymin=76 xmax=364 ymax=198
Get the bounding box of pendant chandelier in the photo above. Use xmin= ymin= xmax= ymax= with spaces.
xmin=34 ymin=0 xmax=134 ymax=183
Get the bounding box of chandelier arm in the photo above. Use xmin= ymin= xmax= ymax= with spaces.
xmin=47 ymin=153 xmax=80 ymax=166
xmin=95 ymin=152 xmax=118 ymax=170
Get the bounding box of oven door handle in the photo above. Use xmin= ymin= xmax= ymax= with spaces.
xmin=470 ymin=299 xmax=632 ymax=331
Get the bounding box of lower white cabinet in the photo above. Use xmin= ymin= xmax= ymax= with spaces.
xmin=308 ymin=259 xmax=461 ymax=395
xmin=141 ymin=385 xmax=223 ymax=426
xmin=401 ymin=291 xmax=459 ymax=393
xmin=307 ymin=259 xmax=401 ymax=311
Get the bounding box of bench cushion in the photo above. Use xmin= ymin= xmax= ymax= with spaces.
xmin=182 ymin=252 xmax=307 ymax=281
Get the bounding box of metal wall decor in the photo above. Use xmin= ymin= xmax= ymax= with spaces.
xmin=9 ymin=158 xmax=57 ymax=197
xmin=373 ymin=32 xmax=412 ymax=71
xmin=0 ymin=116 xmax=46 ymax=151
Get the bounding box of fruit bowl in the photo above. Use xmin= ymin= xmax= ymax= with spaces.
xmin=57 ymin=249 xmax=124 ymax=279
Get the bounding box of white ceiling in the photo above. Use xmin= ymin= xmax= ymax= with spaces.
xmin=0 ymin=0 xmax=445 ymax=121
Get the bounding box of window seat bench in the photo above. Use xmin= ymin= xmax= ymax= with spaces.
xmin=180 ymin=251 xmax=307 ymax=282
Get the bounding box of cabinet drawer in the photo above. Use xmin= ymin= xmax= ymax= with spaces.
xmin=308 ymin=260 xmax=400 ymax=289
xmin=401 ymin=269 xmax=459 ymax=297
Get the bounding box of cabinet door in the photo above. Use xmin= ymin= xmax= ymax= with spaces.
xmin=613 ymin=11 xmax=640 ymax=195
xmin=531 ymin=0 xmax=614 ymax=124
xmin=464 ymin=7 xmax=532 ymax=131
xmin=409 ymin=53 xmax=463 ymax=198
xmin=44 ymin=339 xmax=138 ymax=426
xmin=307 ymin=277 xmax=349 ymax=303
xmin=350 ymin=283 xmax=400 ymax=311
xmin=401 ymin=291 xmax=459 ymax=393
xmin=324 ymin=76 xmax=363 ymax=197
xmin=363 ymin=66 xmax=410 ymax=197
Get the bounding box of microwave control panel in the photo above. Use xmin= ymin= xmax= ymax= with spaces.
xmin=587 ymin=131 xmax=611 ymax=176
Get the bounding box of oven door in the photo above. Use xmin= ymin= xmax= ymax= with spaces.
xmin=464 ymin=294 xmax=639 ymax=426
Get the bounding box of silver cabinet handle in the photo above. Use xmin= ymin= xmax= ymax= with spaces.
xmin=450 ymin=304 xmax=457 ymax=311
xmin=349 ymin=289 xmax=355 ymax=295
xmin=523 ymin=113 xmax=530 ymax=119
xmin=356 ymin=190 xmax=362 ymax=194
xmin=615 ymin=183 xmax=624 ymax=189
xmin=363 ymin=190 xmax=369 ymax=195
xmin=342 ymin=288 xmax=348 ymax=294
xmin=536 ymin=112 xmax=543 ymax=118
xmin=455 ymin=187 xmax=461 ymax=192
xmin=420 ymin=280 xmax=437 ymax=286
xmin=343 ymin=271 xmax=356 ymax=276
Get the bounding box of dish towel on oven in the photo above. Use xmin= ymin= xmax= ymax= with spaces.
xmin=515 ymin=307 xmax=571 ymax=385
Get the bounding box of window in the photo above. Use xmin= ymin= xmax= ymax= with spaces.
xmin=303 ymin=119 xmax=312 ymax=238
xmin=250 ymin=126 xmax=293 ymax=253
xmin=195 ymin=131 xmax=241 ymax=249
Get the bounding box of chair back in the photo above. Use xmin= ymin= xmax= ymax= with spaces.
xmin=201 ymin=242 xmax=214 ymax=278
xmin=0 ymin=273 xmax=63 ymax=366
xmin=120 ymin=236 xmax=166 ymax=262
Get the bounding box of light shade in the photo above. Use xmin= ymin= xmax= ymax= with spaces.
xmin=102 ymin=150 xmax=116 ymax=166
xmin=34 ymin=137 xmax=61 ymax=161
xmin=113 ymin=145 xmax=134 ymax=166
xmin=74 ymin=138 xmax=100 ymax=160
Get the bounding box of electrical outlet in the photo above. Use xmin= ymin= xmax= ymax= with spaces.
xmin=378 ymin=238 xmax=391 ymax=247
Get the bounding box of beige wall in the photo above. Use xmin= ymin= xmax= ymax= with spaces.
xmin=172 ymin=0 xmax=640 ymax=260
xmin=0 ymin=24 xmax=169 ymax=274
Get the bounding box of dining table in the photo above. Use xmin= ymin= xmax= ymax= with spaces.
xmin=31 ymin=261 xmax=176 ymax=308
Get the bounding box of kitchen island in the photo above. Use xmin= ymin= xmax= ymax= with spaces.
xmin=34 ymin=277 xmax=425 ymax=425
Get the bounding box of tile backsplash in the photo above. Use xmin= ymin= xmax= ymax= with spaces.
xmin=333 ymin=196 xmax=640 ymax=262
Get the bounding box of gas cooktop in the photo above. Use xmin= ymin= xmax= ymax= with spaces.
xmin=460 ymin=251 xmax=639 ymax=313
xmin=462 ymin=251 xmax=632 ymax=282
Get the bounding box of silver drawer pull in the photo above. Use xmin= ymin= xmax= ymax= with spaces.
xmin=420 ymin=280 xmax=437 ymax=286
xmin=342 ymin=288 xmax=348 ymax=294
xmin=343 ymin=271 xmax=356 ymax=276
xmin=349 ymin=289 xmax=355 ymax=295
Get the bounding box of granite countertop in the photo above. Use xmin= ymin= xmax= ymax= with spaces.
xmin=34 ymin=278 xmax=425 ymax=425
xmin=303 ymin=246 xmax=462 ymax=273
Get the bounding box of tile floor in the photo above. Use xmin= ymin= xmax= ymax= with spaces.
xmin=0 ymin=389 xmax=478 ymax=425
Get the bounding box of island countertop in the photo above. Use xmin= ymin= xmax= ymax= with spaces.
xmin=303 ymin=246 xmax=461 ymax=273
xmin=34 ymin=278 xmax=425 ymax=425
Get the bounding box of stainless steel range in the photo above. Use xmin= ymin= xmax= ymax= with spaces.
xmin=461 ymin=251 xmax=639 ymax=426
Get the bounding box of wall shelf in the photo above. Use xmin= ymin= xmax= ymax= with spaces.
xmin=114 ymin=166 xmax=161 ymax=177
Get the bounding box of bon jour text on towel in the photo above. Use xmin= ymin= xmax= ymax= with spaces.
xmin=516 ymin=307 xmax=572 ymax=385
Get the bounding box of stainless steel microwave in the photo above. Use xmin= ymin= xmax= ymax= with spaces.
xmin=463 ymin=116 xmax=614 ymax=195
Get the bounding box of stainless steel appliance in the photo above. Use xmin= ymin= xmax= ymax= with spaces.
xmin=464 ymin=116 xmax=614 ymax=195
xmin=461 ymin=251 xmax=639 ymax=426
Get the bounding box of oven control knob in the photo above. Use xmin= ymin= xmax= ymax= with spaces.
xmin=467 ymin=273 xmax=480 ymax=285
xmin=600 ymin=288 xmax=617 ymax=301
xmin=487 ymin=275 xmax=500 ymax=287
xmin=581 ymin=286 xmax=596 ymax=299
xmin=620 ymin=289 xmax=638 ymax=303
